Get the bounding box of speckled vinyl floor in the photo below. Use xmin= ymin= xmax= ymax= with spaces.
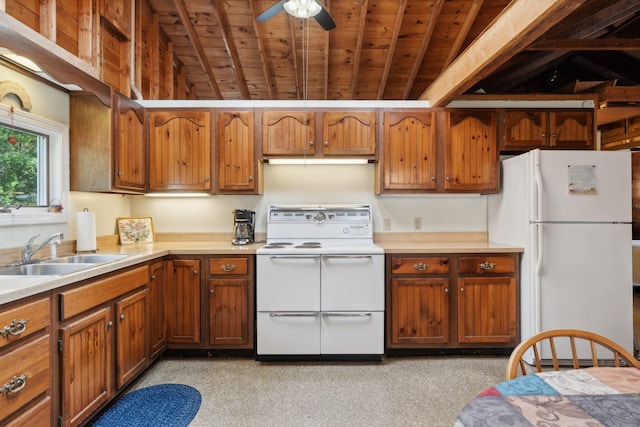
xmin=128 ymin=356 xmax=507 ymax=427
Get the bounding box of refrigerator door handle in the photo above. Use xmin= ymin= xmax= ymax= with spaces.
xmin=533 ymin=149 xmax=542 ymax=222
xmin=534 ymin=222 xmax=543 ymax=333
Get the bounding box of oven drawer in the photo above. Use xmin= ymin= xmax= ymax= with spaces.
xmin=257 ymin=312 xmax=320 ymax=355
xmin=321 ymin=311 xmax=384 ymax=354
xmin=257 ymin=255 xmax=320 ymax=311
xmin=321 ymin=254 xmax=384 ymax=311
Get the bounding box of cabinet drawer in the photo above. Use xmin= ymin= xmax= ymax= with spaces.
xmin=4 ymin=395 xmax=51 ymax=427
xmin=391 ymin=257 xmax=449 ymax=274
xmin=458 ymin=256 xmax=516 ymax=274
xmin=210 ymin=258 xmax=248 ymax=275
xmin=0 ymin=334 xmax=51 ymax=421
xmin=0 ymin=298 xmax=50 ymax=350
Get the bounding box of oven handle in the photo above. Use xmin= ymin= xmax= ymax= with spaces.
xmin=266 ymin=255 xmax=320 ymax=259
xmin=321 ymin=312 xmax=372 ymax=317
xmin=269 ymin=312 xmax=320 ymax=317
xmin=322 ymin=255 xmax=373 ymax=259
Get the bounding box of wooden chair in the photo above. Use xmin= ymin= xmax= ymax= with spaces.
xmin=506 ymin=328 xmax=640 ymax=380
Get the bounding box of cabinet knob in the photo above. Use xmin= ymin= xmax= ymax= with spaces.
xmin=309 ymin=141 xmax=314 ymax=147
xmin=551 ymin=133 xmax=557 ymax=138
xmin=460 ymin=287 xmax=465 ymax=292
xmin=431 ymin=176 xmax=436 ymax=181
xmin=248 ymin=176 xmax=253 ymax=181
xmin=413 ymin=263 xmax=428 ymax=271
xmin=444 ymin=288 xmax=449 ymax=293
xmin=117 ymin=171 xmax=123 ymax=176
xmin=151 ymin=274 xmax=156 ymax=280
xmin=107 ymin=321 xmax=113 ymax=328
xmin=542 ymin=132 xmax=547 ymax=137
xmin=221 ymin=264 xmax=237 ymax=272
xmin=2 ymin=319 xmax=28 ymax=337
xmin=210 ymin=289 xmax=215 ymax=294
xmin=479 ymin=261 xmax=496 ymax=271
xmin=0 ymin=374 xmax=28 ymax=395
xmin=193 ymin=270 xmax=199 ymax=275
xmin=324 ymin=141 xmax=329 ymax=146
xmin=446 ymin=176 xmax=452 ymax=181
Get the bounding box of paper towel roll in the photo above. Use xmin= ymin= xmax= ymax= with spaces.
xmin=76 ymin=210 xmax=97 ymax=252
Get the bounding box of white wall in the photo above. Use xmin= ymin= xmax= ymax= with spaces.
xmin=131 ymin=164 xmax=487 ymax=235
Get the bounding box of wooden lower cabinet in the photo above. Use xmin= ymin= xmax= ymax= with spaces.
xmin=149 ymin=261 xmax=167 ymax=359
xmin=387 ymin=253 xmax=519 ymax=349
xmin=58 ymin=266 xmax=149 ymax=427
xmin=166 ymin=259 xmax=201 ymax=344
xmin=208 ymin=256 xmax=254 ymax=348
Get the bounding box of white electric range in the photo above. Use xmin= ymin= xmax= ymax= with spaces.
xmin=256 ymin=204 xmax=384 ymax=361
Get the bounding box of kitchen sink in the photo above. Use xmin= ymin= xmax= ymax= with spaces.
xmin=51 ymin=254 xmax=130 ymax=264
xmin=0 ymin=263 xmax=96 ymax=276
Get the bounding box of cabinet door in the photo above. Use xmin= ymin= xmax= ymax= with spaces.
xmin=209 ymin=278 xmax=249 ymax=346
xmin=445 ymin=111 xmax=498 ymax=192
xmin=149 ymin=111 xmax=211 ymax=191
xmin=149 ymin=261 xmax=167 ymax=359
xmin=114 ymin=94 xmax=146 ymax=191
xmin=390 ymin=277 xmax=449 ymax=344
xmin=503 ymin=111 xmax=547 ymax=151
xmin=115 ymin=288 xmax=149 ymax=389
xmin=550 ymin=111 xmax=593 ymax=148
xmin=457 ymin=277 xmax=517 ymax=344
xmin=60 ymin=306 xmax=112 ymax=427
xmin=166 ymin=259 xmax=201 ymax=344
xmin=217 ymin=111 xmax=258 ymax=192
xmin=382 ymin=111 xmax=437 ymax=191
xmin=262 ymin=111 xmax=314 ymax=155
xmin=322 ymin=111 xmax=375 ymax=155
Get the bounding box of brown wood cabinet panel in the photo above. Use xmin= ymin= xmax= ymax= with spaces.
xmin=166 ymin=259 xmax=201 ymax=344
xmin=390 ymin=277 xmax=450 ymax=344
xmin=445 ymin=111 xmax=498 ymax=192
xmin=322 ymin=111 xmax=376 ymax=155
xmin=390 ymin=257 xmax=450 ymax=275
xmin=59 ymin=266 xmax=149 ymax=320
xmin=457 ymin=277 xmax=517 ymax=344
xmin=114 ymin=94 xmax=146 ymax=191
xmin=4 ymin=395 xmax=51 ymax=427
xmin=550 ymin=111 xmax=593 ymax=148
xmin=149 ymin=110 xmax=212 ymax=191
xmin=262 ymin=111 xmax=314 ymax=156
xmin=217 ymin=111 xmax=260 ymax=193
xmin=116 ymin=288 xmax=149 ymax=389
xmin=0 ymin=334 xmax=51 ymax=422
xmin=0 ymin=297 xmax=50 ymax=350
xmin=149 ymin=261 xmax=167 ymax=359
xmin=208 ymin=278 xmax=250 ymax=346
xmin=381 ymin=111 xmax=437 ymax=191
xmin=503 ymin=111 xmax=547 ymax=150
xmin=60 ymin=306 xmax=112 ymax=427
xmin=458 ymin=256 xmax=516 ymax=274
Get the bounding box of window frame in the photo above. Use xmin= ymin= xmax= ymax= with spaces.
xmin=0 ymin=104 xmax=69 ymax=226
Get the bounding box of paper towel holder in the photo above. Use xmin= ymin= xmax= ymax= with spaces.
xmin=76 ymin=208 xmax=98 ymax=253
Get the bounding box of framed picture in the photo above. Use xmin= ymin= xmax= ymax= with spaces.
xmin=117 ymin=217 xmax=154 ymax=245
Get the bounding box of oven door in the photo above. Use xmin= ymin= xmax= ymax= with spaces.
xmin=257 ymin=255 xmax=320 ymax=311
xmin=321 ymin=254 xmax=384 ymax=311
xmin=257 ymin=312 xmax=321 ymax=355
xmin=321 ymin=312 xmax=384 ymax=354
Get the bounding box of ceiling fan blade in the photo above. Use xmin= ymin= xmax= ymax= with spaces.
xmin=256 ymin=0 xmax=287 ymax=22
xmin=313 ymin=6 xmax=336 ymax=31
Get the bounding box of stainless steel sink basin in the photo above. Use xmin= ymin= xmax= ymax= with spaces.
xmin=51 ymin=254 xmax=129 ymax=264
xmin=0 ymin=263 xmax=96 ymax=276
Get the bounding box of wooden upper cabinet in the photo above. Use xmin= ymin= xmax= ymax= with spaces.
xmin=216 ymin=111 xmax=261 ymax=194
xmin=149 ymin=110 xmax=212 ymax=191
xmin=114 ymin=93 xmax=146 ymax=191
xmin=502 ymin=110 xmax=593 ymax=151
xmin=379 ymin=111 xmax=437 ymax=192
xmin=262 ymin=111 xmax=315 ymax=156
xmin=322 ymin=111 xmax=376 ymax=156
xmin=445 ymin=110 xmax=499 ymax=193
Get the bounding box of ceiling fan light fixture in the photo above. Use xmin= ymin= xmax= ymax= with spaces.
xmin=284 ymin=0 xmax=321 ymax=18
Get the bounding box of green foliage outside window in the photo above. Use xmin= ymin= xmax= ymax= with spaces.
xmin=0 ymin=124 xmax=39 ymax=206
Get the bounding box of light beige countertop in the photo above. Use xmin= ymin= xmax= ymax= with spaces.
xmin=0 ymin=235 xmax=521 ymax=306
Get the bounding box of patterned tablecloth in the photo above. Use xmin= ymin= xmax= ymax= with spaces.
xmin=455 ymin=367 xmax=640 ymax=426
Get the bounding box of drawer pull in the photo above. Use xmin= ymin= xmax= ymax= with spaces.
xmin=2 ymin=319 xmax=28 ymax=337
xmin=479 ymin=261 xmax=496 ymax=271
xmin=220 ymin=264 xmax=237 ymax=272
xmin=413 ymin=263 xmax=428 ymax=271
xmin=0 ymin=374 xmax=28 ymax=395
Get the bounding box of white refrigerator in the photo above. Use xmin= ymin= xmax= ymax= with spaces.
xmin=488 ymin=149 xmax=634 ymax=362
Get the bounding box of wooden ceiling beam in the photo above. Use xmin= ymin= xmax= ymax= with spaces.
xmin=440 ymin=0 xmax=484 ymax=71
xmin=249 ymin=0 xmax=276 ymax=99
xmin=322 ymin=0 xmax=331 ymax=100
xmin=213 ymin=0 xmax=251 ymax=99
xmin=529 ymin=38 xmax=640 ymax=51
xmin=402 ymin=0 xmax=445 ymax=100
xmin=420 ymin=0 xmax=588 ymax=106
xmin=289 ymin=17 xmax=302 ymax=99
xmin=351 ymin=0 xmax=368 ymax=99
xmin=172 ymin=0 xmax=222 ymax=99
xmin=377 ymin=0 xmax=408 ymax=100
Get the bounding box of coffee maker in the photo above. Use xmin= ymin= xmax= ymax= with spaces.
xmin=232 ymin=209 xmax=255 ymax=245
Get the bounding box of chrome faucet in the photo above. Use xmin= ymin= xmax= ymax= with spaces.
xmin=0 ymin=203 xmax=21 ymax=213
xmin=22 ymin=232 xmax=64 ymax=262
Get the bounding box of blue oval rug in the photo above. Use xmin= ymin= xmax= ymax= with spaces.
xmin=90 ymin=383 xmax=201 ymax=427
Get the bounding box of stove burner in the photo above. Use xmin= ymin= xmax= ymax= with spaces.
xmin=269 ymin=242 xmax=294 ymax=245
xmin=294 ymin=242 xmax=322 ymax=249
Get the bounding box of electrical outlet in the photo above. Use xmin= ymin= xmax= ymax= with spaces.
xmin=413 ymin=217 xmax=422 ymax=231
xmin=383 ymin=218 xmax=391 ymax=231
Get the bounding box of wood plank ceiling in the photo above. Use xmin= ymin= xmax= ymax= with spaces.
xmin=147 ymin=0 xmax=640 ymax=105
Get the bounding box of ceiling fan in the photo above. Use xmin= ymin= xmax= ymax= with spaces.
xmin=257 ymin=0 xmax=336 ymax=31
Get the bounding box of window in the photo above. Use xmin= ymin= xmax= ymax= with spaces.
xmin=0 ymin=104 xmax=68 ymax=226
